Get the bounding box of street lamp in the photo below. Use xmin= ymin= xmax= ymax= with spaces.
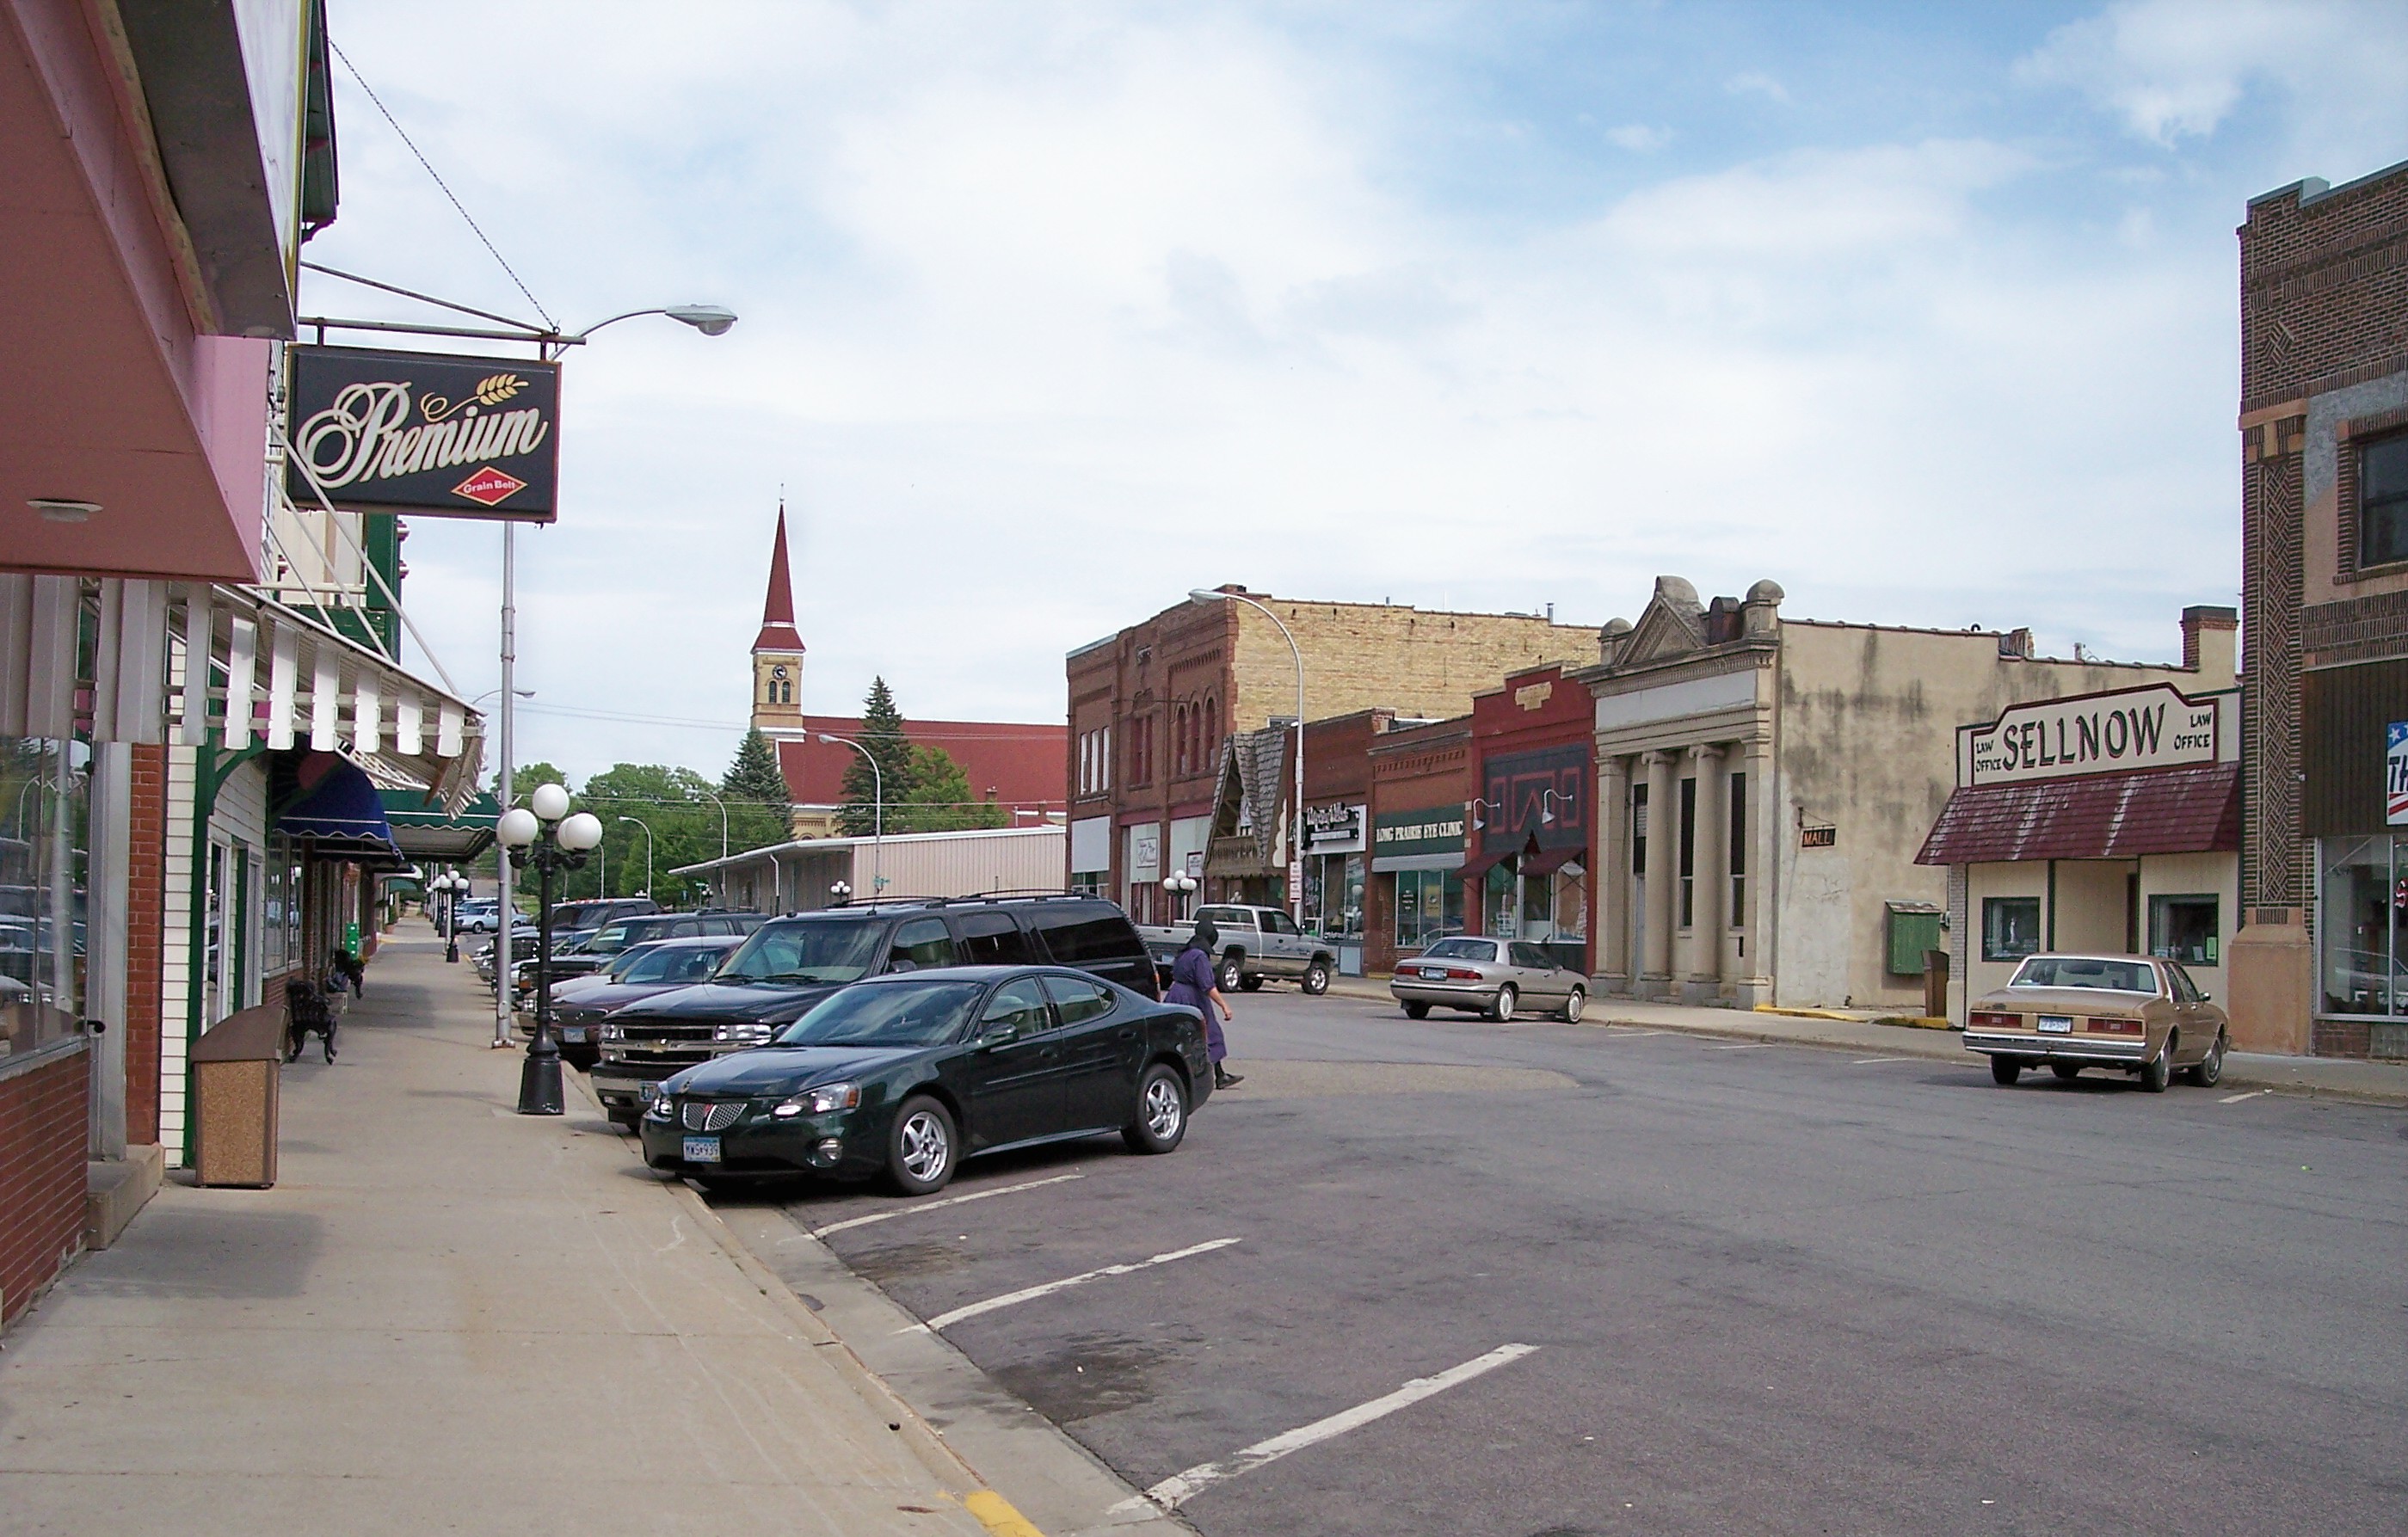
xmin=1164 ymin=871 xmax=1198 ymax=923
xmin=1190 ymin=588 xmax=1306 ymax=926
xmin=496 ymin=784 xmax=604 ymax=1116
xmin=829 ymin=880 xmax=853 ymax=906
xmin=431 ymin=869 xmax=470 ymax=963
xmin=817 ymin=734 xmax=884 ymax=901
xmin=619 ymin=815 xmax=655 ymax=897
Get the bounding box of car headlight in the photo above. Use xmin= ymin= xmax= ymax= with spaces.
xmin=600 ymin=1022 xmax=624 ymax=1042
xmin=711 ymin=1022 xmax=774 ymax=1045
xmin=642 ymin=1089 xmax=673 ymax=1120
xmin=773 ymin=1082 xmax=860 ymax=1117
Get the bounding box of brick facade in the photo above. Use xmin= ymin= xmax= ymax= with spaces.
xmin=2238 ymin=157 xmax=2408 ymax=1058
xmin=0 ymin=1048 xmax=91 ymax=1332
xmin=127 ymin=743 xmax=167 ymax=1146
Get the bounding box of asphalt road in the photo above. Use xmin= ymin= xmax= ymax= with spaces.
xmin=736 ymin=988 xmax=2408 ymax=1535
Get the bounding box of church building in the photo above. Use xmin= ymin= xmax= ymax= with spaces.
xmin=747 ymin=508 xmax=1067 ymax=837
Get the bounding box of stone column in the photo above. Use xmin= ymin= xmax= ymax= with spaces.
xmin=1596 ymin=753 xmax=1631 ymax=987
xmin=1738 ymin=736 xmax=1777 ymax=1005
xmin=1687 ymin=742 xmax=1727 ymax=1002
xmin=1641 ymin=749 xmax=1677 ymax=997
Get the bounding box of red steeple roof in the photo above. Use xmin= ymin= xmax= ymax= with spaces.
xmin=754 ymin=504 xmax=804 ymax=654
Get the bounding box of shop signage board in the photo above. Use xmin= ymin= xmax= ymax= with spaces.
xmin=1373 ymin=808 xmax=1465 ymax=860
xmin=1964 ymin=684 xmax=2220 ymax=787
xmin=286 ymin=345 xmax=563 ymax=522
xmin=2387 ymin=722 xmax=2408 ymax=826
xmin=1303 ymin=802 xmax=1367 ymax=853
xmin=1480 ymin=743 xmax=1587 ymax=856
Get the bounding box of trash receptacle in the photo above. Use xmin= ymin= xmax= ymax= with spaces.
xmin=193 ymin=1002 xmax=284 ymax=1188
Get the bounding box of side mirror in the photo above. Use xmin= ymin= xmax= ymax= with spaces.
xmin=977 ymin=1021 xmax=1018 ymax=1048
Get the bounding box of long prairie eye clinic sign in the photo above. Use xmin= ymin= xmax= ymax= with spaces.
xmin=286 ymin=345 xmax=562 ymax=521
xmin=1965 ymin=684 xmax=2220 ymax=787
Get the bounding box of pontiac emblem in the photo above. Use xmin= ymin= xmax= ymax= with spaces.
xmin=453 ymin=466 xmax=527 ymax=507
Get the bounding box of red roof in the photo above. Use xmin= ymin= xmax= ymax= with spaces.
xmin=754 ymin=507 xmax=804 ymax=654
xmin=776 ymin=715 xmax=1066 ymax=812
xmin=1916 ymin=763 xmax=2239 ymax=865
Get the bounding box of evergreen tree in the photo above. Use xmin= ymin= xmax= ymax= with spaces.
xmin=720 ymin=729 xmax=793 ymax=852
xmin=839 ymin=678 xmax=917 ymax=836
xmin=897 ymin=745 xmax=1008 ymax=833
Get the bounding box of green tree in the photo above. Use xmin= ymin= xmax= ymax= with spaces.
xmin=582 ymin=763 xmax=728 ymax=900
xmin=896 ymin=745 xmax=1008 ymax=833
xmin=838 ymin=678 xmax=917 ymax=837
xmin=721 ymin=729 xmax=792 ymax=852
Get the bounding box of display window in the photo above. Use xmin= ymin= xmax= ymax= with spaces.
xmin=2147 ymin=895 xmax=2219 ymax=967
xmin=1394 ymin=869 xmax=1464 ymax=950
xmin=1302 ymin=852 xmax=1364 ymax=938
xmin=2319 ymin=836 xmax=2408 ymax=1017
xmin=0 ymin=737 xmax=89 ymax=1066
xmin=1982 ymin=896 xmax=2041 ymax=962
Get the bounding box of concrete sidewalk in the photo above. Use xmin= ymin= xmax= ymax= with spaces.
xmin=0 ymin=936 xmax=1036 ymax=1536
xmin=1327 ymin=974 xmax=2408 ymax=1104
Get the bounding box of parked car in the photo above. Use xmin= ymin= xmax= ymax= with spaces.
xmin=512 ymin=911 xmax=766 ymax=999
xmin=1964 ymin=952 xmax=2228 ymax=1091
xmin=638 ymin=964 xmax=1210 ymax=1194
xmin=590 ymin=895 xmax=1156 ymax=1128
xmin=453 ymin=901 xmax=508 ymax=934
xmin=1389 ymin=936 xmax=1586 ymax=1022
xmin=1136 ymin=903 xmax=1337 ymax=995
xmin=520 ymin=936 xmax=745 ymax=1070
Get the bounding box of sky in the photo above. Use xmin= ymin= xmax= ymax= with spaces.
xmin=304 ymin=1 xmax=2408 ymax=784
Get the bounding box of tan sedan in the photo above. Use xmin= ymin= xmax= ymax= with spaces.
xmin=1964 ymin=952 xmax=2228 ymax=1092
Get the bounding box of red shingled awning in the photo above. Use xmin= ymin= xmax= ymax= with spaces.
xmin=1916 ymin=762 xmax=2239 ymax=865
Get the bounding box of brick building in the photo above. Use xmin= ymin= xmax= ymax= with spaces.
xmin=1065 ymin=588 xmax=1592 ymax=924
xmin=2233 ymin=157 xmax=2408 ymax=1059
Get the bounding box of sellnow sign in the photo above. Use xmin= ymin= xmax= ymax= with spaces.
xmin=1966 ymin=684 xmax=2220 ymax=787
xmin=286 ymin=345 xmax=562 ymax=521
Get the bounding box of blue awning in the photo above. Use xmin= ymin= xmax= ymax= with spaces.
xmin=274 ymin=752 xmax=407 ymax=867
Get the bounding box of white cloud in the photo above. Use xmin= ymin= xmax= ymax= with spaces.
xmin=1723 ymin=71 xmax=1790 ymax=104
xmin=1604 ymin=123 xmax=1672 ymax=152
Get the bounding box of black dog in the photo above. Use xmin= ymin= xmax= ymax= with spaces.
xmin=286 ymin=976 xmax=336 ymax=1064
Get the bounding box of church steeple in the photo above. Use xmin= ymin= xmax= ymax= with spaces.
xmin=751 ymin=503 xmax=806 ymax=733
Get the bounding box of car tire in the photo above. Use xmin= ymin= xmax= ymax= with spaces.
xmin=2185 ymin=1030 xmax=2226 ymax=1087
xmin=2140 ymin=1036 xmax=2173 ymax=1093
xmin=1218 ymin=956 xmax=1245 ymax=994
xmin=563 ymin=1048 xmax=597 ymax=1072
xmin=1991 ymin=1055 xmax=2023 ymax=1086
xmin=1561 ymin=987 xmax=1585 ymax=1024
xmin=2050 ymin=1062 xmax=2083 ymax=1081
xmin=1489 ymin=985 xmax=1517 ymax=1023
xmin=1122 ymin=1063 xmax=1189 ymax=1154
xmin=887 ymin=1096 xmax=958 ymax=1196
xmin=1301 ymin=961 xmax=1330 ymax=996
xmin=607 ymin=1110 xmax=639 ymax=1133
xmin=1239 ymin=974 xmax=1266 ymax=993
xmin=1402 ymin=1001 xmax=1430 ymax=1019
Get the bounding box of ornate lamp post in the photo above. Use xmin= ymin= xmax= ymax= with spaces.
xmin=496 ymin=783 xmax=605 ymax=1116
xmin=433 ymin=869 xmax=470 ymax=963
xmin=1163 ymin=871 xmax=1198 ymax=923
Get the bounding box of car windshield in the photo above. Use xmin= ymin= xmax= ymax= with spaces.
xmin=607 ymin=942 xmax=668 ymax=981
xmin=717 ymin=918 xmax=886 ymax=984
xmin=1421 ymin=938 xmax=1497 ymax=962
xmin=622 ymin=944 xmax=723 ymax=984
xmin=2009 ymin=956 xmax=2159 ymax=993
xmin=774 ymin=981 xmax=984 ymax=1047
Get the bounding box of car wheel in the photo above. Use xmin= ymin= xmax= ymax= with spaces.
xmin=1489 ymin=985 xmax=1517 ymax=1023
xmin=564 ymin=1048 xmax=597 ymax=1072
xmin=1402 ymin=1001 xmax=1430 ymax=1019
xmin=1991 ymin=1055 xmax=2023 ymax=1086
xmin=1561 ymin=987 xmax=1585 ymax=1024
xmin=2050 ymin=1062 xmax=2083 ymax=1081
xmin=1301 ymin=961 xmax=1330 ymax=996
xmin=887 ymin=1096 xmax=958 ymax=1196
xmin=2185 ymin=1030 xmax=2226 ymax=1087
xmin=2140 ymin=1036 xmax=2173 ymax=1093
xmin=1122 ymin=1063 xmax=1189 ymax=1154
xmin=1218 ymin=956 xmax=1244 ymax=993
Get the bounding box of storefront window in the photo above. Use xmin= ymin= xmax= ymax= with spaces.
xmin=2146 ymin=895 xmax=2219 ymax=967
xmin=0 ymin=738 xmax=90 ymax=1065
xmin=1484 ymin=857 xmax=1518 ymax=938
xmin=1983 ymin=896 xmax=2041 ymax=962
xmin=1394 ymin=869 xmax=1463 ymax=950
xmin=1303 ymin=852 xmax=1362 ymax=938
xmin=2319 ymin=836 xmax=2404 ymax=1017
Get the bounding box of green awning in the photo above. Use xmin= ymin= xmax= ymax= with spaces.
xmin=379 ymin=788 xmax=498 ymax=863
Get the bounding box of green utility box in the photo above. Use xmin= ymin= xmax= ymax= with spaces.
xmin=1885 ymin=901 xmax=1945 ymax=975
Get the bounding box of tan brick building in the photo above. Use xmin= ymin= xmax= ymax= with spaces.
xmin=1066 ymin=587 xmax=1591 ymax=924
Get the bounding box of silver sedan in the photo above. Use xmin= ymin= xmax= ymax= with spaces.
xmin=1389 ymin=937 xmax=1586 ymax=1023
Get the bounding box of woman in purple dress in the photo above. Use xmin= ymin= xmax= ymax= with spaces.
xmin=1164 ymin=919 xmax=1241 ymax=1089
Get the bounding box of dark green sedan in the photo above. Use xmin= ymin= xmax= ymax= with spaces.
xmin=638 ymin=965 xmax=1212 ymax=1194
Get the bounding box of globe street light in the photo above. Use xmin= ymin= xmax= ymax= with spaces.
xmin=497 ymin=792 xmax=605 ymax=1116
xmin=817 ymin=734 xmax=884 ymax=901
xmin=433 ymin=869 xmax=470 ymax=963
xmin=1190 ymin=588 xmax=1307 ymax=926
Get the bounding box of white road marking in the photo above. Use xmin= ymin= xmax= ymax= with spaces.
xmin=1134 ymin=1343 xmax=1541 ymax=1510
xmin=2219 ymin=1089 xmax=2270 ymax=1104
xmin=900 ymin=1237 xmax=1243 ymax=1334
xmin=800 ymin=1173 xmax=1084 ymax=1239
xmin=1851 ymin=1056 xmax=1912 ymax=1065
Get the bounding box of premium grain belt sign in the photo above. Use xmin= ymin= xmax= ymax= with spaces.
xmin=286 ymin=345 xmax=563 ymax=522
xmin=1965 ymin=682 xmax=2217 ymax=787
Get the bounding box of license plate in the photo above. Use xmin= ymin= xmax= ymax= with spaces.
xmin=1420 ymin=967 xmax=1445 ymax=980
xmin=560 ymin=1026 xmax=587 ymax=1042
xmin=682 ymin=1135 xmax=722 ymax=1163
xmin=2037 ymin=1015 xmax=2073 ymax=1034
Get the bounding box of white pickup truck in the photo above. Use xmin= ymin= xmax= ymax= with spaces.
xmin=1138 ymin=903 xmax=1338 ymax=996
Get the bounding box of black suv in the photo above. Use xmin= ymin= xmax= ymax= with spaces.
xmin=588 ymin=895 xmax=1155 ymax=1128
